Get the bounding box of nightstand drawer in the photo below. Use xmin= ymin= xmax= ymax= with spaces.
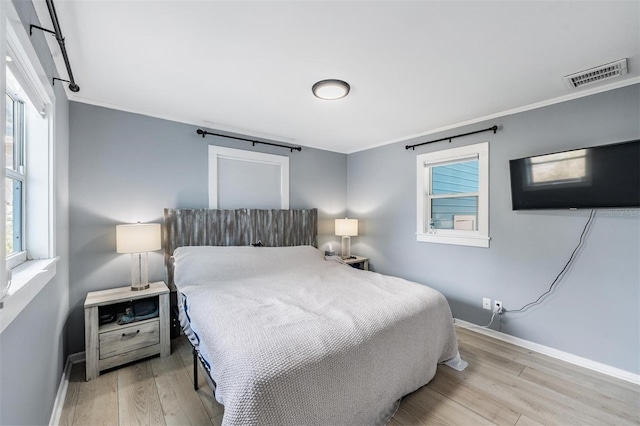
xmin=99 ymin=319 xmax=160 ymax=360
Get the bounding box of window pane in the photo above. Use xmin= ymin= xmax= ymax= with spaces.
xmin=5 ymin=93 xmax=14 ymax=170
xmin=5 ymin=177 xmax=22 ymax=254
xmin=431 ymin=196 xmax=478 ymax=230
xmin=432 ymin=160 xmax=478 ymax=195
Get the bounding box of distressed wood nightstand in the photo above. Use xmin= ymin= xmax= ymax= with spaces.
xmin=344 ymin=256 xmax=369 ymax=271
xmin=84 ymin=281 xmax=170 ymax=381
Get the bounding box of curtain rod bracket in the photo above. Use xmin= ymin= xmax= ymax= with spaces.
xmin=196 ymin=129 xmax=302 ymax=152
xmin=405 ymin=125 xmax=500 ymax=150
xmin=53 ymin=77 xmax=69 ymax=86
xmin=30 ymin=24 xmax=56 ymax=36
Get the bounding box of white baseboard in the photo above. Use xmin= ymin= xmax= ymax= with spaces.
xmin=454 ymin=318 xmax=640 ymax=385
xmin=48 ymin=352 xmax=85 ymax=426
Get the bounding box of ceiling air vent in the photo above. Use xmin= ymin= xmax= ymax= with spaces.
xmin=563 ymin=59 xmax=628 ymax=89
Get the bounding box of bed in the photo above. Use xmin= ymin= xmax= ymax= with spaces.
xmin=164 ymin=208 xmax=466 ymax=426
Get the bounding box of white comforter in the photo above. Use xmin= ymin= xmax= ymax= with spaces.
xmin=173 ymin=245 xmax=461 ymax=426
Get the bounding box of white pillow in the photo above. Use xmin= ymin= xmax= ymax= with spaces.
xmin=173 ymin=245 xmax=322 ymax=288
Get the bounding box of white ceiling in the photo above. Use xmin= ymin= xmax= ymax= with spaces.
xmin=38 ymin=1 xmax=639 ymax=153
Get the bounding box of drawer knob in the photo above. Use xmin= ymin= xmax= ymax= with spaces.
xmin=122 ymin=330 xmax=140 ymax=338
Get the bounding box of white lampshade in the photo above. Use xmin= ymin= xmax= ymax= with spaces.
xmin=116 ymin=223 xmax=161 ymax=254
xmin=335 ymin=218 xmax=358 ymax=237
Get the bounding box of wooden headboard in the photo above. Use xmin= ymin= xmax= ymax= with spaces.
xmin=163 ymin=208 xmax=318 ymax=288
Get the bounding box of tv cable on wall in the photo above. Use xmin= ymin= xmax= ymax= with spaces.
xmin=509 ymin=209 xmax=596 ymax=314
xmin=482 ymin=209 xmax=596 ymax=328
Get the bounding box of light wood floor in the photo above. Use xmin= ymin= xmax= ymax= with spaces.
xmin=59 ymin=326 xmax=640 ymax=425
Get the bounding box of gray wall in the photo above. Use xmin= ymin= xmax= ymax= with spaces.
xmin=347 ymin=84 xmax=640 ymax=374
xmin=0 ymin=1 xmax=70 ymax=425
xmin=68 ymin=103 xmax=347 ymax=353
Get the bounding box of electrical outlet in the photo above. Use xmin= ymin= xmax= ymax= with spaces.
xmin=494 ymin=300 xmax=503 ymax=314
xmin=483 ymin=298 xmax=491 ymax=310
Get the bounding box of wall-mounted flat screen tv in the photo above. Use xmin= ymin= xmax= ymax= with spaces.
xmin=509 ymin=139 xmax=640 ymax=210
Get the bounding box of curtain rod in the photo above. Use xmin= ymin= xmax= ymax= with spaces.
xmin=196 ymin=129 xmax=302 ymax=152
xmin=30 ymin=0 xmax=79 ymax=92
xmin=405 ymin=125 xmax=498 ymax=150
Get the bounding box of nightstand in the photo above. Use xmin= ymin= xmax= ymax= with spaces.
xmin=84 ymin=281 xmax=170 ymax=381
xmin=344 ymin=255 xmax=369 ymax=271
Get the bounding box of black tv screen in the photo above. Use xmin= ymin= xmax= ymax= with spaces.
xmin=509 ymin=140 xmax=640 ymax=210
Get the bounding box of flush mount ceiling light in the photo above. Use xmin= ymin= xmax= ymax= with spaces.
xmin=312 ymin=79 xmax=350 ymax=100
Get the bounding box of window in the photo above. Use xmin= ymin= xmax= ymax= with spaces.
xmin=5 ymin=60 xmax=51 ymax=268
xmin=5 ymin=89 xmax=25 ymax=262
xmin=416 ymin=142 xmax=490 ymax=247
xmin=208 ymin=145 xmax=289 ymax=209
xmin=1 ymin=0 xmax=58 ymax=332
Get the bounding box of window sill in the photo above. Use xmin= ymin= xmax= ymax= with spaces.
xmin=0 ymin=257 xmax=59 ymax=334
xmin=416 ymin=233 xmax=490 ymax=248
xmin=6 ymin=251 xmax=27 ymax=270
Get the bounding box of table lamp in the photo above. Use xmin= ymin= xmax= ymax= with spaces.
xmin=335 ymin=218 xmax=358 ymax=259
xmin=116 ymin=223 xmax=161 ymax=291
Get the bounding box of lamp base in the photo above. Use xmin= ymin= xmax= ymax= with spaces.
xmin=130 ymin=252 xmax=150 ymax=291
xmin=131 ymin=283 xmax=150 ymax=291
xmin=341 ymin=236 xmax=351 ymax=259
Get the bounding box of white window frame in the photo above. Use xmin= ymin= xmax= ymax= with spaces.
xmin=416 ymin=141 xmax=490 ymax=248
xmin=208 ymin=145 xmax=290 ymax=209
xmin=5 ymin=91 xmax=26 ymax=268
xmin=1 ymin=0 xmax=58 ymax=333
